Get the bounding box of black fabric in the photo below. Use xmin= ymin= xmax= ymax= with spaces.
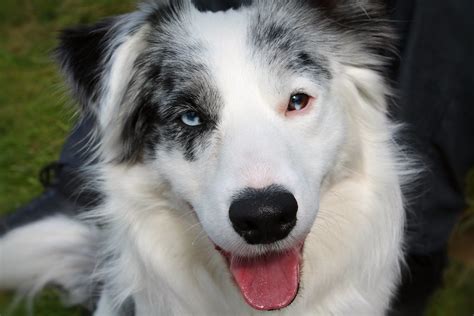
xmin=388 ymin=0 xmax=474 ymax=314
xmin=389 ymin=250 xmax=448 ymax=316
xmin=389 ymin=0 xmax=474 ymax=254
xmin=0 ymin=188 xmax=76 ymax=236
xmin=0 ymin=117 xmax=99 ymax=236
xmin=58 ymin=117 xmax=96 ymax=168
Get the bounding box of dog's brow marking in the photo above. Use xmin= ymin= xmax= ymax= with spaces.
xmin=121 ymin=9 xmax=228 ymax=162
xmin=249 ymin=10 xmax=332 ymax=82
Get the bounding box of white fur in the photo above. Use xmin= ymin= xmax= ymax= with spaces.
xmin=0 ymin=2 xmax=411 ymax=315
xmin=87 ymin=67 xmax=406 ymax=315
xmin=0 ymin=216 xmax=99 ymax=306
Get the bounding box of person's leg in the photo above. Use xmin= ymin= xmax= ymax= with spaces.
xmin=388 ymin=0 xmax=474 ymax=314
xmin=0 ymin=117 xmax=99 ymax=236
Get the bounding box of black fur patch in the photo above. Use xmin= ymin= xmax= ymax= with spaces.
xmin=308 ymin=0 xmax=393 ymax=61
xmin=146 ymin=0 xmax=187 ymax=26
xmin=119 ymin=82 xmax=221 ymax=163
xmin=192 ymin=0 xmax=252 ymax=12
xmin=119 ymin=92 xmax=161 ymax=164
xmin=116 ymin=11 xmax=223 ymax=163
xmin=250 ymin=10 xmax=332 ymax=81
xmin=55 ymin=19 xmax=116 ymax=115
xmin=158 ymin=89 xmax=220 ymax=161
xmin=255 ymin=22 xmax=290 ymax=48
xmin=289 ymin=51 xmax=331 ymax=79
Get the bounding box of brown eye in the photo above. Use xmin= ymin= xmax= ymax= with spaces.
xmin=287 ymin=93 xmax=310 ymax=112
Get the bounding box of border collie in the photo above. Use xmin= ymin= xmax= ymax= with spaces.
xmin=0 ymin=0 xmax=412 ymax=314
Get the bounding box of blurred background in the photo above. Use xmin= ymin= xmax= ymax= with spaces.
xmin=0 ymin=0 xmax=473 ymax=315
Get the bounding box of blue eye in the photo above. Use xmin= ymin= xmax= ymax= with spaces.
xmin=288 ymin=93 xmax=310 ymax=111
xmin=181 ymin=111 xmax=203 ymax=126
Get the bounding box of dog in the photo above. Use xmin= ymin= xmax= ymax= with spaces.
xmin=0 ymin=0 xmax=413 ymax=314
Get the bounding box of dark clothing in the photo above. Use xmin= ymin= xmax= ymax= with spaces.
xmin=0 ymin=118 xmax=99 ymax=236
xmin=389 ymin=0 xmax=474 ymax=255
xmin=388 ymin=0 xmax=474 ymax=314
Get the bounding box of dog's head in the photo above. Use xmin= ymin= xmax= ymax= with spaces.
xmin=56 ymin=0 xmax=391 ymax=310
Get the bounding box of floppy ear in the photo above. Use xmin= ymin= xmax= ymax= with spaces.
xmin=308 ymin=0 xmax=386 ymax=15
xmin=55 ymin=14 xmax=153 ymax=163
xmin=54 ymin=4 xmax=182 ymax=164
xmin=55 ymin=19 xmax=118 ymax=118
xmin=308 ymin=0 xmax=392 ymax=57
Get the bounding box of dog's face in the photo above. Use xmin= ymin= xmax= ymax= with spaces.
xmin=145 ymin=4 xmax=342 ymax=251
xmin=56 ymin=0 xmax=390 ymax=310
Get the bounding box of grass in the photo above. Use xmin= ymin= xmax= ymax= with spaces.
xmin=0 ymin=1 xmax=136 ymax=315
xmin=0 ymin=1 xmax=473 ymax=315
xmin=0 ymin=0 xmax=136 ymax=212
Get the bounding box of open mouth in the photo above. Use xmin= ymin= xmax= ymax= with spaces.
xmin=217 ymin=245 xmax=303 ymax=311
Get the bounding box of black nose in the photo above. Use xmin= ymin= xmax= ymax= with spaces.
xmin=229 ymin=186 xmax=298 ymax=245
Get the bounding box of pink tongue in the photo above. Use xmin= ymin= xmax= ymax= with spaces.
xmin=229 ymin=248 xmax=300 ymax=311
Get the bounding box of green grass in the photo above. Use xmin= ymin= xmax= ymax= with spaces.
xmin=0 ymin=0 xmax=136 ymax=212
xmin=426 ymin=260 xmax=474 ymax=316
xmin=0 ymin=1 xmax=473 ymax=315
xmin=0 ymin=1 xmax=135 ymax=315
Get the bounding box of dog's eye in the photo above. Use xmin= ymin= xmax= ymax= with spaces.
xmin=287 ymin=93 xmax=310 ymax=112
xmin=181 ymin=111 xmax=203 ymax=126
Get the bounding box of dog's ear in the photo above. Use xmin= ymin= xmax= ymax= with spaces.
xmin=307 ymin=0 xmax=386 ymax=13
xmin=55 ymin=16 xmax=152 ymax=163
xmin=307 ymin=0 xmax=392 ymax=56
xmin=55 ymin=19 xmax=119 ymax=118
xmin=307 ymin=0 xmax=389 ymax=29
xmin=54 ymin=4 xmax=181 ymax=163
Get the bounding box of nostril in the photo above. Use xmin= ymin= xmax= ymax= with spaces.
xmin=280 ymin=211 xmax=296 ymax=224
xmin=235 ymin=219 xmax=255 ymax=231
